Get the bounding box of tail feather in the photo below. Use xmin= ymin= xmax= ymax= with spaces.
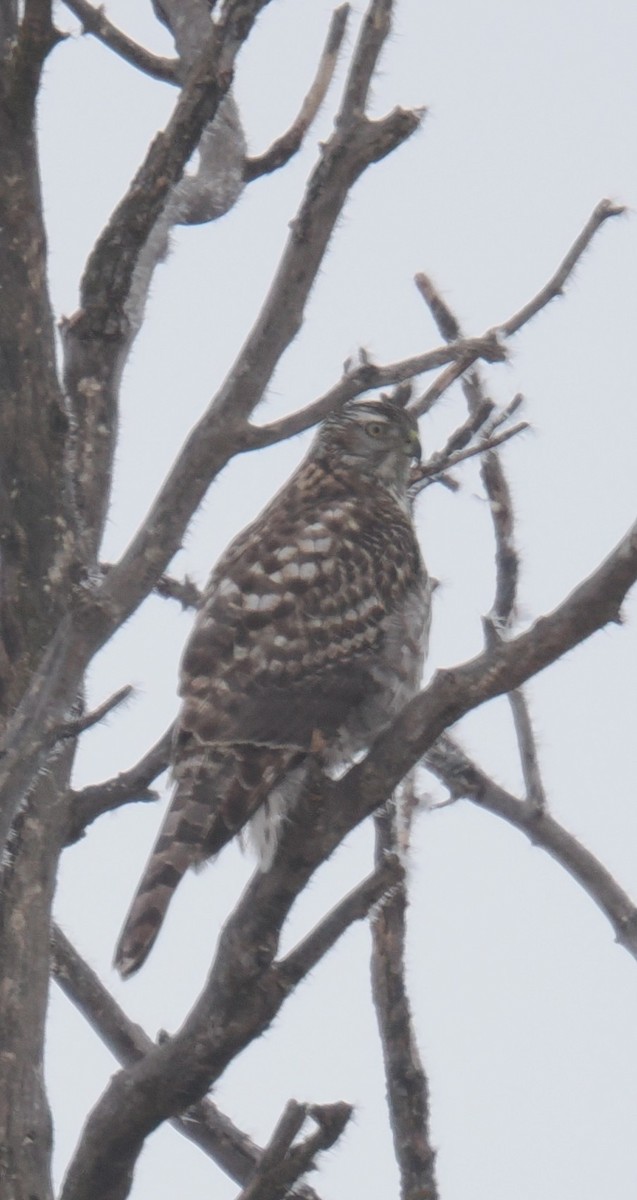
xmin=114 ymin=837 xmax=193 ymax=978
xmin=113 ymin=743 xmax=301 ymax=977
xmin=113 ymin=778 xmax=213 ymax=978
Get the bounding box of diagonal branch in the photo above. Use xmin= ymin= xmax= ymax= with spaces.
xmin=55 ymin=684 xmax=133 ymax=742
xmin=424 ymin=734 xmax=637 ymax=958
xmin=415 ymin=272 xmax=545 ymax=809
xmin=245 ymin=4 xmax=350 ymax=181
xmin=96 ymin=19 xmax=426 ymax=635
xmin=0 ymin=0 xmax=423 ymax=894
xmin=507 ymin=689 xmax=547 ymax=812
xmin=65 ymin=725 xmax=173 ymax=845
xmin=73 ymin=0 xmax=270 ymax=335
xmin=61 ymin=0 xmax=268 ymax=550
xmin=275 ymin=854 xmax=403 ymax=989
xmin=370 ymin=803 xmax=438 ymax=1200
xmin=411 ymin=200 xmax=624 ymax=419
xmin=244 ymin=334 xmax=505 ymax=451
xmin=499 ymin=198 xmax=626 ymax=337
xmin=237 ymin=1100 xmax=351 ymax=1200
xmin=154 ymin=573 xmax=203 ymax=610
xmin=58 ymin=512 xmax=637 ymax=1200
xmin=61 ymin=0 xmax=179 ymax=82
xmin=410 ymin=419 xmax=529 ymax=493
xmin=50 ymin=925 xmax=321 ymax=1197
xmin=339 ymin=0 xmax=392 ymax=123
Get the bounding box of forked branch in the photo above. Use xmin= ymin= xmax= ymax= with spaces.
xmin=245 ymin=5 xmax=350 ymax=180
xmin=59 ymin=511 xmax=637 ymax=1200
xmin=424 ymin=735 xmax=637 ymax=958
xmin=50 ymin=926 xmax=322 ymax=1197
xmin=61 ymin=0 xmax=179 ymax=81
xmin=370 ymin=804 xmax=438 ymax=1200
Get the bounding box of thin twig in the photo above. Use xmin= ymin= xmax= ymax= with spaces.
xmin=411 ymin=420 xmax=529 ymax=492
xmin=411 ymin=201 xmax=625 ymax=417
xmin=507 ymin=690 xmax=547 ymax=812
xmin=61 ymin=0 xmax=179 ymax=82
xmin=412 ymin=355 xmax=477 ymax=417
xmin=499 ymin=198 xmax=626 ymax=337
xmin=424 ymin=735 xmax=637 ymax=958
xmin=55 ymin=685 xmax=133 ymax=742
xmin=66 ymin=725 xmax=173 ymax=844
xmin=50 ymin=925 xmax=322 ymax=1196
xmin=481 ymin=392 xmax=524 ymax=438
xmin=275 ymin=855 xmax=404 ymax=989
xmin=238 ymin=1100 xmax=352 ymax=1200
xmin=370 ymin=804 xmax=438 ymax=1200
xmin=245 ymin=332 xmax=506 ymax=451
xmin=56 ymin=510 xmax=637 ymax=1199
xmin=414 ymin=273 xmax=546 ymax=818
xmin=155 ymin=573 xmax=203 ymax=610
xmin=339 ymin=0 xmax=392 ymax=124
xmin=245 ymin=5 xmax=350 ymax=180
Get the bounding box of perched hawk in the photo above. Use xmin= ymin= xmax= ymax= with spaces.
xmin=114 ymin=399 xmax=431 ymax=977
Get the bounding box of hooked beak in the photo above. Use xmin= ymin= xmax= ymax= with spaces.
xmin=407 ymin=427 xmax=422 ymax=462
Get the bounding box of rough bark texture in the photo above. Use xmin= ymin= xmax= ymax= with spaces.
xmin=0 ymin=2 xmax=632 ymax=1198
xmin=371 ymin=806 xmax=437 ymax=1200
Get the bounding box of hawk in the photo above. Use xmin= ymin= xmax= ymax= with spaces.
xmin=114 ymin=398 xmax=431 ymax=977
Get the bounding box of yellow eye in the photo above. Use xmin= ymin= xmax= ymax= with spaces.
xmin=366 ymin=421 xmax=385 ymax=438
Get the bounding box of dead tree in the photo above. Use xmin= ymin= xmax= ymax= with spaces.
xmin=0 ymin=3 xmax=634 ymax=1199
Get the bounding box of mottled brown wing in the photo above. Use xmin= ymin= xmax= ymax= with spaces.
xmin=114 ymin=453 xmax=425 ymax=978
xmin=177 ymin=460 xmax=424 ymax=750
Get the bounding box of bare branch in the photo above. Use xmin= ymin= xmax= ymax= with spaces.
xmin=507 ymin=688 xmax=547 ymax=812
xmin=339 ymin=0 xmax=392 ymax=123
xmin=238 ymin=1100 xmax=352 ymax=1200
xmin=245 ymin=5 xmax=350 ymax=181
xmin=411 ymin=420 xmax=529 ymax=492
xmin=408 ymin=395 xmax=496 ymax=490
xmin=50 ymin=925 xmax=314 ymax=1192
xmin=58 ymin=514 xmax=637 ymax=1200
xmin=414 ymin=272 xmax=547 ymax=819
xmin=73 ymin=0 xmax=268 ymax=328
xmin=246 ymin=333 xmax=505 ymax=451
xmin=155 ymin=573 xmax=203 ymax=610
xmin=275 ymin=854 xmax=404 ymax=989
xmin=481 ymin=448 xmax=519 ymax=624
xmin=424 ymin=735 xmax=637 ymax=959
xmin=238 ymin=1102 xmax=307 ymax=1200
xmin=412 ymin=200 xmax=625 ymax=417
xmin=7 ymin=0 xmax=64 ymax=108
xmin=499 ymin=198 xmax=626 ymax=337
xmin=96 ymin=83 xmax=426 ymax=637
xmin=482 ymin=391 xmax=524 ymax=437
xmin=55 ymin=684 xmax=133 ymax=742
xmin=61 ymin=0 xmax=179 ymax=82
xmin=61 ymin=2 xmax=265 ymax=551
xmin=66 ymin=725 xmax=173 ymax=845
xmin=412 ymin=356 xmax=477 ymax=417
xmin=0 ymin=0 xmax=424 ymax=893
xmin=370 ymin=804 xmax=438 ymax=1200
xmin=414 ymin=271 xmax=460 ymax=341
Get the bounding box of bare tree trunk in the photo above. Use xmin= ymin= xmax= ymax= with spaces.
xmin=0 ymin=11 xmax=78 ymax=1194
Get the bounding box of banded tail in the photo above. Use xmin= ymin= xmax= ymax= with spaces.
xmin=113 ymin=743 xmax=300 ymax=977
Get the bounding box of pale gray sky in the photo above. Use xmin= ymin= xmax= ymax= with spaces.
xmin=43 ymin=3 xmax=637 ymax=1197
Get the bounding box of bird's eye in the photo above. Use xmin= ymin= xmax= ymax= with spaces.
xmin=366 ymin=422 xmax=385 ymax=438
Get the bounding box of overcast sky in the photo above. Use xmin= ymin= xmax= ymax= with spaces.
xmin=42 ymin=2 xmax=637 ymax=1197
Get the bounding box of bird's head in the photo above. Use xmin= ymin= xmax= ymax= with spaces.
xmin=315 ymin=399 xmax=421 ymax=494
